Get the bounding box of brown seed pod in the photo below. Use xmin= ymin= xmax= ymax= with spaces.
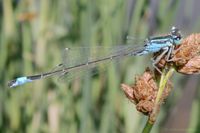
xmin=136 ymin=100 xmax=154 ymax=115
xmin=172 ymin=33 xmax=200 ymax=66
xmin=121 ymin=68 xmax=172 ymax=115
xmin=177 ymin=56 xmax=200 ymax=74
xmin=171 ymin=33 xmax=200 ymax=74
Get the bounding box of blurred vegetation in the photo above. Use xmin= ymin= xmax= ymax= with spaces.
xmin=1 ymin=0 xmax=200 ymax=133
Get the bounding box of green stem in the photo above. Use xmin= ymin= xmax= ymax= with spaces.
xmin=142 ymin=119 xmax=153 ymax=133
xmin=142 ymin=68 xmax=175 ymax=133
xmin=156 ymin=68 xmax=175 ymax=103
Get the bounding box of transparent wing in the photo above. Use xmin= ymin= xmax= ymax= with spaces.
xmin=56 ymin=43 xmax=146 ymax=82
xmin=62 ymin=44 xmax=146 ymax=67
xmin=126 ymin=36 xmax=146 ymax=44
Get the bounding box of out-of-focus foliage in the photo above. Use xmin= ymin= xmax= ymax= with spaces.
xmin=1 ymin=0 xmax=200 ymax=133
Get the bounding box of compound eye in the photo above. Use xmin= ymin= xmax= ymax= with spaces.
xmin=175 ymin=35 xmax=182 ymax=41
xmin=177 ymin=36 xmax=181 ymax=40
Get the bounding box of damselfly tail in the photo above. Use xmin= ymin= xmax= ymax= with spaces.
xmin=8 ymin=66 xmax=64 ymax=88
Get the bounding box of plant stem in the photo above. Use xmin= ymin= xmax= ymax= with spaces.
xmin=142 ymin=68 xmax=175 ymax=133
xmin=142 ymin=119 xmax=153 ymax=133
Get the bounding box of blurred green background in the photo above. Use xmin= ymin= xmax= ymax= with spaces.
xmin=1 ymin=0 xmax=200 ymax=133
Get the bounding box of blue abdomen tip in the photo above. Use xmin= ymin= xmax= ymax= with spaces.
xmin=8 ymin=77 xmax=32 ymax=88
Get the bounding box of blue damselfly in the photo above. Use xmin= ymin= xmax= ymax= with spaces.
xmin=8 ymin=26 xmax=182 ymax=88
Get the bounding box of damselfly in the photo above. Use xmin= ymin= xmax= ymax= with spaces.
xmin=8 ymin=26 xmax=182 ymax=88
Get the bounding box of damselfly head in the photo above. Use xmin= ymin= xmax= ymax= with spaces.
xmin=170 ymin=26 xmax=182 ymax=44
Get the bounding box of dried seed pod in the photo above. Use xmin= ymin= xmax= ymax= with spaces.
xmin=177 ymin=56 xmax=200 ymax=74
xmin=136 ymin=100 xmax=154 ymax=115
xmin=121 ymin=84 xmax=136 ymax=104
xmin=132 ymin=69 xmax=157 ymax=103
xmin=172 ymin=33 xmax=200 ymax=66
xmin=171 ymin=33 xmax=200 ymax=74
xmin=121 ymin=68 xmax=172 ymax=115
